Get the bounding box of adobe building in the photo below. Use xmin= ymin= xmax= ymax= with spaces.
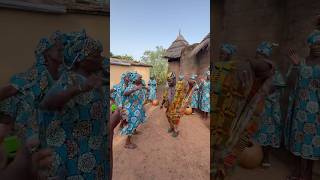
xmin=0 ymin=0 xmax=109 ymax=84
xmin=110 ymin=58 xmax=152 ymax=88
xmin=164 ymin=32 xmax=210 ymax=79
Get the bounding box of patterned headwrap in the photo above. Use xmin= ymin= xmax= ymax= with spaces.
xmin=205 ymin=70 xmax=210 ymax=76
xmin=179 ymin=74 xmax=184 ymax=80
xmin=133 ymin=73 xmax=142 ymax=82
xmin=34 ymin=30 xmax=64 ymax=66
xmin=221 ymin=43 xmax=237 ymax=55
xmin=256 ymin=41 xmax=278 ymax=57
xmin=307 ymin=30 xmax=320 ymax=46
xmin=64 ymin=30 xmax=103 ymax=69
xmin=167 ymin=72 xmax=176 ymax=81
xmin=190 ymin=74 xmax=197 ymax=80
xmin=126 ymin=71 xmax=138 ymax=83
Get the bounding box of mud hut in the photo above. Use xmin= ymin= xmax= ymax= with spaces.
xmin=163 ymin=32 xmax=189 ymax=77
xmin=164 ymin=32 xmax=210 ymax=79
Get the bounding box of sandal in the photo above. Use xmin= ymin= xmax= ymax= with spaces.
xmin=168 ymin=128 xmax=174 ymax=133
xmin=172 ymin=131 xmax=179 ymax=137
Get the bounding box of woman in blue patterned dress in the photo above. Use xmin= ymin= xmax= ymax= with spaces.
xmin=285 ymin=30 xmax=320 ymax=180
xmin=253 ymin=42 xmax=286 ymax=168
xmin=200 ymin=70 xmax=210 ymax=120
xmin=120 ymin=72 xmax=146 ymax=149
xmin=0 ymin=31 xmax=65 ymax=142
xmin=148 ymin=76 xmax=157 ymax=102
xmin=39 ymin=31 xmax=110 ymax=180
xmin=111 ymin=73 xmax=129 ymax=108
xmin=190 ymin=74 xmax=199 ymax=113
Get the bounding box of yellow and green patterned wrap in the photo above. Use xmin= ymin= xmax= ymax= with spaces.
xmin=211 ymin=60 xmax=273 ymax=179
xmin=163 ymin=79 xmax=189 ymax=125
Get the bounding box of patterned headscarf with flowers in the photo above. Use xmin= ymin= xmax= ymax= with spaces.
xmin=221 ymin=43 xmax=237 ymax=55
xmin=307 ymin=30 xmax=320 ymax=46
xmin=256 ymin=41 xmax=278 ymax=57
xmin=63 ymin=30 xmax=103 ymax=69
xmin=34 ymin=30 xmax=64 ymax=66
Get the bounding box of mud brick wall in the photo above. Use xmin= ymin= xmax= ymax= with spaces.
xmin=211 ymin=0 xmax=320 ymax=174
xmin=168 ymin=61 xmax=180 ymax=78
xmin=197 ymin=50 xmax=210 ymax=77
xmin=180 ymin=44 xmax=198 ymax=78
xmin=212 ymin=0 xmax=320 ymax=73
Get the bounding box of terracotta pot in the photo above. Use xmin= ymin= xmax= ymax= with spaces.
xmin=238 ymin=141 xmax=263 ymax=169
xmin=184 ymin=107 xmax=193 ymax=115
xmin=152 ymin=99 xmax=159 ymax=106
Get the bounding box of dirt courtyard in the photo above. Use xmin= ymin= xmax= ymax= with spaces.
xmin=112 ymin=104 xmax=210 ymax=180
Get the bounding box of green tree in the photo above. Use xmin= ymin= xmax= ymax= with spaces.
xmin=112 ymin=54 xmax=134 ymax=61
xmin=140 ymin=46 xmax=168 ymax=85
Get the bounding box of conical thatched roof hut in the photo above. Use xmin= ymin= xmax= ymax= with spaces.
xmin=163 ymin=32 xmax=189 ymax=60
xmin=191 ymin=33 xmax=210 ymax=56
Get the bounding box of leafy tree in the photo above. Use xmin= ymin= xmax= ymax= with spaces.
xmin=112 ymin=54 xmax=134 ymax=61
xmin=140 ymin=46 xmax=168 ymax=85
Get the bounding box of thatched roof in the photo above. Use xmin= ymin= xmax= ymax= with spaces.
xmin=191 ymin=33 xmax=210 ymax=56
xmin=110 ymin=58 xmax=152 ymax=67
xmin=164 ymin=33 xmax=189 ymax=60
xmin=0 ymin=0 xmax=109 ymax=15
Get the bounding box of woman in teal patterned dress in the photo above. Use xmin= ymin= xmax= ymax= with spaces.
xmin=111 ymin=73 xmax=129 ymax=108
xmin=39 ymin=31 xmax=110 ymax=180
xmin=285 ymin=30 xmax=320 ymax=180
xmin=148 ymin=76 xmax=157 ymax=102
xmin=200 ymin=70 xmax=210 ymax=120
xmin=253 ymin=42 xmax=286 ymax=168
xmin=120 ymin=72 xmax=146 ymax=149
xmin=0 ymin=31 xmax=65 ymax=142
xmin=190 ymin=74 xmax=199 ymax=113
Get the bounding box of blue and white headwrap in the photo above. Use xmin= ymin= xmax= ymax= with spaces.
xmin=256 ymin=41 xmax=278 ymax=57
xmin=126 ymin=71 xmax=137 ymax=83
xmin=179 ymin=74 xmax=184 ymax=80
xmin=221 ymin=43 xmax=237 ymax=55
xmin=205 ymin=70 xmax=210 ymax=76
xmin=64 ymin=30 xmax=103 ymax=69
xmin=190 ymin=74 xmax=197 ymax=80
xmin=307 ymin=30 xmax=320 ymax=46
xmin=34 ymin=30 xmax=64 ymax=66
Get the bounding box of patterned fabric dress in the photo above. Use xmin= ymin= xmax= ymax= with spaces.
xmin=0 ymin=32 xmax=64 ymax=142
xmin=253 ymin=70 xmax=286 ymax=148
xmin=190 ymin=83 xmax=199 ymax=109
xmin=111 ymin=77 xmax=126 ymax=108
xmin=200 ymin=80 xmax=210 ymax=113
xmin=286 ymin=60 xmax=320 ymax=160
xmin=39 ymin=71 xmax=109 ymax=180
xmin=148 ymin=79 xmax=157 ymax=101
xmin=211 ymin=60 xmax=273 ymax=177
xmin=120 ymin=83 xmax=146 ymax=136
xmin=163 ymin=79 xmax=190 ymax=125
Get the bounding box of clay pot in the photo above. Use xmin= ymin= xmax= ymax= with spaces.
xmin=238 ymin=141 xmax=263 ymax=169
xmin=184 ymin=107 xmax=193 ymax=115
xmin=152 ymin=99 xmax=159 ymax=106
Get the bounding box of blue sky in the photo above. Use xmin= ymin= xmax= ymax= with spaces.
xmin=111 ymin=0 xmax=210 ymax=60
